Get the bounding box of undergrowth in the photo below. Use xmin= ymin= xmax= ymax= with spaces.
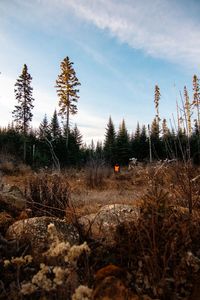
xmin=24 ymin=172 xmax=71 ymax=218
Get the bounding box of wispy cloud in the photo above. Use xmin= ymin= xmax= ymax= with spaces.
xmin=63 ymin=0 xmax=200 ymax=68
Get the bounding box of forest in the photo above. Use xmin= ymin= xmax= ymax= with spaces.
xmin=0 ymin=57 xmax=199 ymax=170
xmin=0 ymin=57 xmax=200 ymax=300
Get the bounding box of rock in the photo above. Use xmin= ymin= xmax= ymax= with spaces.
xmin=79 ymin=204 xmax=139 ymax=245
xmin=0 ymin=185 xmax=26 ymax=215
xmin=6 ymin=216 xmax=79 ymax=261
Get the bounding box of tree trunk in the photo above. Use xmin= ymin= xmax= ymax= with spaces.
xmin=23 ymin=137 xmax=26 ymax=163
xmin=66 ymin=105 xmax=69 ymax=149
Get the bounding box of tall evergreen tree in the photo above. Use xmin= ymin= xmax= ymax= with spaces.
xmin=55 ymin=57 xmax=80 ymax=149
xmin=39 ymin=114 xmax=50 ymax=140
xmin=154 ymin=84 xmax=161 ymax=135
xmin=71 ymin=124 xmax=82 ymax=148
xmin=130 ymin=123 xmax=140 ymax=159
xmin=116 ymin=119 xmax=130 ymax=165
xmin=12 ymin=64 xmax=34 ymax=162
xmin=184 ymin=86 xmax=192 ymax=136
xmin=103 ymin=116 xmax=116 ymax=165
xmin=50 ymin=110 xmax=61 ymax=140
xmin=162 ymin=118 xmax=170 ymax=138
xmin=151 ymin=117 xmax=159 ymax=138
xmin=134 ymin=122 xmax=140 ymax=139
xmin=139 ymin=125 xmax=148 ymax=160
xmin=96 ymin=141 xmax=103 ymax=158
xmin=192 ymin=75 xmax=200 ymax=131
xmin=151 ymin=117 xmax=162 ymax=159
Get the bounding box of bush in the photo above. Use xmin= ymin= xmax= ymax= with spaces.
xmin=25 ymin=172 xmax=71 ymax=218
xmin=85 ymin=159 xmax=111 ymax=188
xmin=112 ymin=185 xmax=200 ymax=299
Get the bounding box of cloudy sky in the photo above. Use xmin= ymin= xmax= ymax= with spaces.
xmin=0 ymin=0 xmax=200 ymax=144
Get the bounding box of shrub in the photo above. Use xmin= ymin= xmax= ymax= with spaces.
xmin=85 ymin=159 xmax=111 ymax=188
xmin=25 ymin=172 xmax=71 ymax=218
xmin=112 ymin=185 xmax=200 ymax=299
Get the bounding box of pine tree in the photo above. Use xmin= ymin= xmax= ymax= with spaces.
xmin=134 ymin=122 xmax=140 ymax=140
xmin=39 ymin=114 xmax=50 ymax=140
xmin=116 ymin=119 xmax=130 ymax=165
xmin=12 ymin=64 xmax=34 ymax=162
xmin=139 ymin=125 xmax=148 ymax=160
xmin=130 ymin=123 xmax=140 ymax=159
xmin=50 ymin=110 xmax=61 ymax=140
xmin=184 ymin=86 xmax=192 ymax=136
xmin=71 ymin=124 xmax=82 ymax=148
xmin=96 ymin=141 xmax=103 ymax=158
xmin=154 ymin=84 xmax=161 ymax=135
xmin=67 ymin=125 xmax=83 ymax=165
xmin=55 ymin=57 xmax=80 ymax=149
xmin=151 ymin=117 xmax=159 ymax=138
xmin=192 ymin=75 xmax=200 ymax=131
xmin=103 ymin=116 xmax=116 ymax=165
xmin=162 ymin=118 xmax=170 ymax=138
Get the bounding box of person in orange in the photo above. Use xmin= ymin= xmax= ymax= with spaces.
xmin=114 ymin=163 xmax=120 ymax=173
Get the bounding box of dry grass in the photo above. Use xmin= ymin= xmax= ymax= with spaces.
xmin=1 ymin=162 xmax=200 ymax=299
xmin=24 ymin=172 xmax=71 ymax=218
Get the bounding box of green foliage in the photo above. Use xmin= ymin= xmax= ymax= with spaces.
xmin=12 ymin=64 xmax=34 ymax=135
xmin=39 ymin=114 xmax=50 ymax=140
xmin=50 ymin=110 xmax=61 ymax=140
xmin=55 ymin=57 xmax=80 ymax=149
xmin=116 ymin=119 xmax=130 ymax=165
xmin=103 ymin=116 xmax=116 ymax=165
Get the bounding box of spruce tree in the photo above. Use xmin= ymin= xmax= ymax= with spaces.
xmin=39 ymin=114 xmax=50 ymax=140
xmin=139 ymin=125 xmax=148 ymax=160
xmin=192 ymin=75 xmax=200 ymax=131
xmin=50 ymin=110 xmax=61 ymax=140
xmin=71 ymin=124 xmax=82 ymax=148
xmin=116 ymin=119 xmax=130 ymax=165
xmin=103 ymin=116 xmax=116 ymax=165
xmin=154 ymin=84 xmax=161 ymax=134
xmin=184 ymin=86 xmax=192 ymax=136
xmin=96 ymin=141 xmax=103 ymax=159
xmin=162 ymin=118 xmax=170 ymax=138
xmin=12 ymin=64 xmax=34 ymax=162
xmin=55 ymin=57 xmax=80 ymax=149
xmin=130 ymin=122 xmax=140 ymax=159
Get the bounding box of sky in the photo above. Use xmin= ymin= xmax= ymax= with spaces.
xmin=0 ymin=0 xmax=200 ymax=144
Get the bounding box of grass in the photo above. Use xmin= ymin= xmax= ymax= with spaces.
xmin=1 ymin=162 xmax=200 ymax=299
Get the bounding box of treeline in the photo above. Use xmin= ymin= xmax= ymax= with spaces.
xmin=1 ymin=57 xmax=200 ymax=168
xmin=0 ymin=114 xmax=199 ymax=168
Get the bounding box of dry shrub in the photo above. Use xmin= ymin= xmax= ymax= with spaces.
xmin=85 ymin=159 xmax=111 ymax=188
xmin=169 ymin=162 xmax=200 ymax=211
xmin=25 ymin=172 xmax=71 ymax=218
xmin=112 ymin=184 xmax=200 ymax=299
xmin=0 ymin=161 xmax=15 ymax=175
xmin=149 ymin=162 xmax=200 ymax=212
xmin=17 ymin=163 xmax=31 ymax=175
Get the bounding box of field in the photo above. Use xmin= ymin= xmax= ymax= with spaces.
xmin=0 ymin=161 xmax=200 ymax=299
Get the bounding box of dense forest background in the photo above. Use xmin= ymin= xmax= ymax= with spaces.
xmin=0 ymin=58 xmax=199 ymax=168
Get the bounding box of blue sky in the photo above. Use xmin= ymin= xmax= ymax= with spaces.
xmin=0 ymin=0 xmax=200 ymax=144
